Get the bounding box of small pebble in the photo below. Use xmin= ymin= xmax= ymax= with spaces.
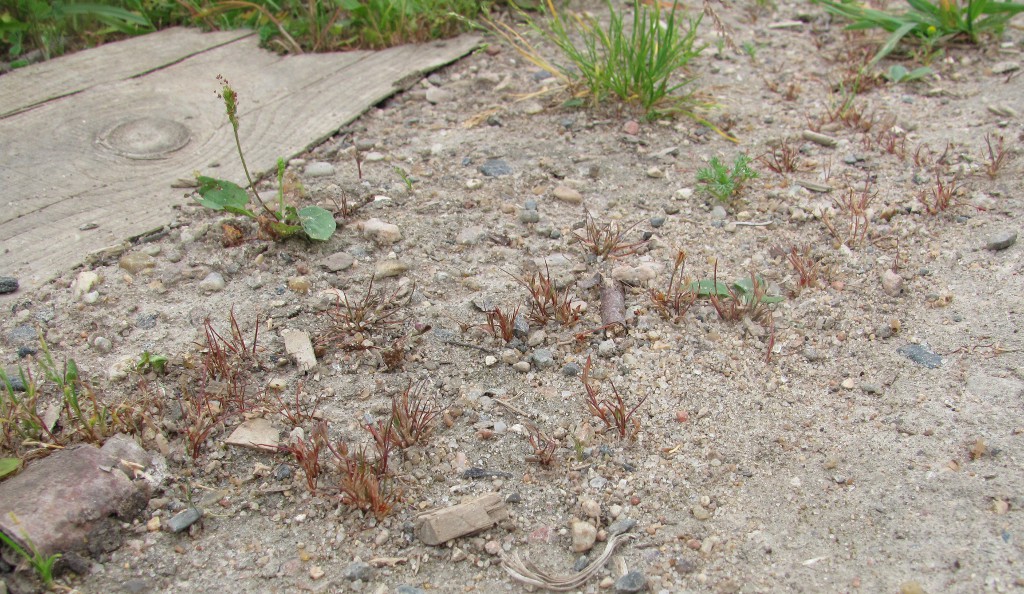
xmin=615 ymin=571 xmax=646 ymax=593
xmin=199 ymin=272 xmax=226 ymax=293
xmin=520 ymin=210 xmax=540 ymax=224
xmin=649 ymin=216 xmax=666 ymax=228
xmin=322 ymin=252 xmax=354 ymax=272
xmin=304 ymin=162 xmax=335 ymax=177
xmin=571 ymin=520 xmax=597 ymax=552
xmin=881 ymin=270 xmax=903 ymax=296
xmin=553 ymin=185 xmax=583 ymax=204
xmin=479 ymin=159 xmax=512 ymax=177
xmin=711 ymin=205 xmax=728 ymax=220
xmin=646 ymin=166 xmax=664 ymax=178
xmin=513 ymin=361 xmax=531 ymax=373
xmin=562 ymin=363 xmax=582 ymax=376
xmin=93 ymin=336 xmax=113 ymax=354
xmin=985 ymin=230 xmax=1017 ymax=251
xmin=167 ymin=507 xmax=202 ymax=533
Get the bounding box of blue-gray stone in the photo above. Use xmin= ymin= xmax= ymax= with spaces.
xmin=396 ymin=587 xmax=426 ymax=594
xmin=562 ymin=362 xmax=582 ymax=376
xmin=986 ymin=231 xmax=1017 ymax=251
xmin=524 ymin=200 xmax=538 ymax=211
xmin=343 ymin=561 xmax=374 ymax=581
xmin=513 ymin=314 xmax=530 ymax=339
xmin=573 ymin=555 xmax=590 ymax=572
xmin=531 ymin=349 xmax=555 ymax=369
xmin=6 ymin=325 xmax=36 ymax=347
xmin=167 ymin=507 xmax=202 ymax=533
xmin=136 ymin=313 xmax=158 ymax=329
xmin=897 ymin=344 xmax=942 ymax=369
xmin=649 ymin=216 xmax=666 ymax=228
xmin=607 ymin=518 xmax=637 ymax=536
xmin=519 ymin=210 xmax=540 ymax=224
xmin=479 ymin=159 xmax=512 ymax=177
xmin=0 ymin=277 xmax=18 ymax=294
xmin=615 ymin=570 xmax=646 ymax=593
xmin=274 ymin=464 xmax=293 ymax=481
xmin=1 ymin=370 xmax=26 ymax=392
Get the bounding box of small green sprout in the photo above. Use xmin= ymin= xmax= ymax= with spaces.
xmin=0 ymin=513 xmax=61 ymax=587
xmin=696 ymin=154 xmax=759 ymax=202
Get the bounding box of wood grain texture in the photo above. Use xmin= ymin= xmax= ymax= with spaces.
xmin=0 ymin=32 xmax=481 ymax=290
xmin=0 ymin=27 xmax=254 ymax=118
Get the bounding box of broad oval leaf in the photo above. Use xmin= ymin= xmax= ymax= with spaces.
xmin=195 ymin=176 xmax=251 ymax=213
xmin=298 ymin=206 xmax=337 ymax=241
xmin=690 ymin=279 xmax=730 ymax=297
xmin=0 ymin=458 xmax=21 ymax=480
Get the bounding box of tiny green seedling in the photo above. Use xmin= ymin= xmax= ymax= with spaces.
xmin=194 ymin=77 xmax=336 ymax=242
xmin=394 ymin=167 xmax=414 ymax=191
xmin=696 ymin=154 xmax=759 ymax=202
xmin=136 ymin=351 xmax=169 ymax=375
xmin=883 ymin=64 xmax=933 ymax=83
xmin=0 ymin=513 xmax=61 ymax=587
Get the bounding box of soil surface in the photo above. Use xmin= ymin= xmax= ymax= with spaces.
xmin=2 ymin=2 xmax=1023 ymax=593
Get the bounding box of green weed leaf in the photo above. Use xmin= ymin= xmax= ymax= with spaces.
xmin=195 ymin=176 xmax=254 ymax=216
xmin=298 ymin=206 xmax=337 ymax=241
xmin=0 ymin=458 xmax=21 ymax=479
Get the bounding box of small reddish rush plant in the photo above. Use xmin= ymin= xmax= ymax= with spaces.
xmin=484 ymin=306 xmax=520 ymax=343
xmin=389 ymin=381 xmax=441 ymax=449
xmin=581 ymin=357 xmax=646 ymax=440
xmin=510 ymin=265 xmax=583 ymax=327
xmin=823 ymin=179 xmax=875 ymax=248
xmin=325 ymin=425 xmax=399 ymax=519
xmin=278 ymin=420 xmax=327 ymax=493
xmin=786 ymin=245 xmax=826 ymax=294
xmin=574 ymin=211 xmax=648 ymax=260
xmin=525 ymin=423 xmax=558 ymax=467
xmin=918 ymin=173 xmax=962 ymax=214
xmin=758 ymin=141 xmax=801 ymax=174
xmin=984 ymin=133 xmax=1009 ymax=179
xmin=649 ymin=250 xmax=697 ymax=321
xmin=272 ymin=380 xmax=323 ymax=428
xmin=319 ymin=276 xmax=407 ymax=350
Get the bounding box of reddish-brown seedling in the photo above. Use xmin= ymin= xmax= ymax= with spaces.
xmin=758 ymin=141 xmax=801 ymax=174
xmin=574 ymin=211 xmax=648 ymax=260
xmin=510 ymin=264 xmax=583 ymax=327
xmin=484 ymin=306 xmax=521 ymax=343
xmin=278 ymin=420 xmax=327 ymax=493
xmin=525 ymin=424 xmax=558 ymax=467
xmin=918 ymin=173 xmax=962 ymax=215
xmin=823 ymin=179 xmax=874 ymax=247
xmin=581 ymin=356 xmax=646 ymax=440
xmin=984 ymin=133 xmax=1009 ymax=179
xmin=649 ymin=250 xmax=697 ymax=321
xmin=787 ymin=246 xmax=825 ymax=294
xmin=388 ymin=381 xmax=441 ymax=449
xmin=319 ymin=276 xmax=408 ymax=350
xmin=272 ymin=380 xmax=323 ymax=427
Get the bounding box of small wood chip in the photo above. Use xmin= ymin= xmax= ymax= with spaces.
xmin=414 ymin=493 xmax=509 ymax=545
xmin=801 ymin=130 xmax=838 ymax=147
xmin=794 ymin=179 xmax=833 ymax=193
xmin=599 ymin=276 xmax=626 ymax=328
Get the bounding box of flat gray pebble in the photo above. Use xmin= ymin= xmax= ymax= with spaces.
xmin=519 ymin=210 xmax=540 ymax=224
xmin=322 ymin=251 xmax=354 ymax=272
xmin=649 ymin=216 xmax=666 ymax=228
xmin=607 ymin=517 xmax=637 ymax=535
xmin=803 ymin=347 xmax=824 ymax=362
xmin=479 ymin=159 xmax=512 ymax=177
xmin=199 ymin=272 xmax=226 ymax=293
xmin=395 ymin=587 xmax=426 ymax=594
xmin=304 ymin=161 xmax=336 ymax=177
xmin=0 ymin=276 xmax=18 ymax=294
xmin=711 ymin=205 xmax=728 ymax=220
xmin=531 ymin=349 xmax=555 ymax=369
xmin=598 ymin=339 xmax=617 ymax=357
xmin=897 ymin=344 xmax=942 ymax=368
xmin=167 ymin=507 xmax=202 ymax=533
xmin=93 ymin=336 xmax=113 ymax=354
xmin=343 ymin=561 xmax=375 ymax=581
xmin=562 ymin=362 xmax=582 ymax=376
xmin=986 ymin=230 xmax=1017 ymax=251
xmin=6 ymin=325 xmax=36 ymax=347
xmin=615 ymin=570 xmax=647 ymax=593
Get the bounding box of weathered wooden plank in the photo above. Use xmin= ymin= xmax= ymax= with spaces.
xmin=0 ymin=27 xmax=254 ymax=118
xmin=0 ymin=33 xmax=481 ymax=290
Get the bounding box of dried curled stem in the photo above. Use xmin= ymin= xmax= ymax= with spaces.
xmin=500 ymin=532 xmax=637 ymax=591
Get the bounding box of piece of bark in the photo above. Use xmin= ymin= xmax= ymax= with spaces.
xmin=599 ymin=276 xmax=626 ymax=328
xmin=801 ymin=130 xmax=837 ymax=147
xmin=414 ymin=493 xmax=509 ymax=546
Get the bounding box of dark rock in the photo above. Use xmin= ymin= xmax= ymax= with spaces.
xmin=649 ymin=216 xmax=666 ymax=228
xmin=6 ymin=325 xmax=36 ymax=347
xmin=573 ymin=555 xmax=590 ymax=572
xmin=1 ymin=370 xmax=26 ymax=392
xmin=607 ymin=518 xmax=637 ymax=536
xmin=342 ymin=561 xmax=375 ymax=581
xmin=986 ymin=230 xmax=1017 ymax=251
xmin=274 ymin=464 xmax=293 ymax=481
xmin=531 ymin=349 xmax=555 ymax=370
xmin=897 ymin=344 xmax=942 ymax=369
xmin=479 ymin=159 xmax=512 ymax=177
xmin=505 ymin=493 xmax=522 ymax=504
xmin=462 ymin=467 xmax=512 ymax=480
xmin=513 ymin=313 xmax=530 ymax=339
xmin=167 ymin=507 xmax=202 ymax=533
xmin=674 ymin=556 xmax=698 ymax=574
xmin=135 ymin=313 xmax=158 ymax=330
xmin=0 ymin=277 xmax=18 ymax=294
xmin=615 ymin=570 xmax=647 ymax=593
xmin=561 ymin=362 xmax=582 ymax=376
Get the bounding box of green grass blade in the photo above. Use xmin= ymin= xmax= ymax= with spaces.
xmin=870 ymin=20 xmax=920 ymax=65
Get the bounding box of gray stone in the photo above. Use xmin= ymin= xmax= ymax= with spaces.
xmin=598 ymin=339 xmax=617 ymax=357
xmin=803 ymin=347 xmax=824 ymax=362
xmin=881 ymin=270 xmax=903 ymax=296
xmin=897 ymin=344 xmax=941 ymax=368
xmin=711 ymin=205 xmax=728 ymax=220
xmin=396 ymin=586 xmax=426 ymax=594
xmin=615 ymin=571 xmax=647 ymax=593
xmin=425 ymin=86 xmax=452 ymax=104
xmin=607 ymin=518 xmax=637 ymax=536
xmin=322 ymin=252 xmax=355 ymax=272
xmin=456 ymin=226 xmax=487 ymax=245
xmin=93 ymin=336 xmax=113 ymax=354
xmin=343 ymin=561 xmax=375 ymax=581
xmin=520 ymin=210 xmax=540 ymax=224
xmin=135 ymin=313 xmax=158 ymax=330
xmin=479 ymin=159 xmax=512 ymax=177
xmin=562 ymin=362 xmax=582 ymax=376
xmin=122 ymin=578 xmax=152 ymax=594
xmin=531 ymin=349 xmax=555 ymax=369
xmin=304 ymin=161 xmax=336 ymax=177
xmin=198 ymin=272 xmax=225 ymax=293
xmin=0 ymin=276 xmax=18 ymax=294
xmin=6 ymin=325 xmax=36 ymax=347
xmin=167 ymin=507 xmax=202 ymax=533
xmin=985 ymin=230 xmax=1017 ymax=251
xmin=649 ymin=216 xmax=666 ymax=228
xmin=1 ymin=370 xmax=26 ymax=392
